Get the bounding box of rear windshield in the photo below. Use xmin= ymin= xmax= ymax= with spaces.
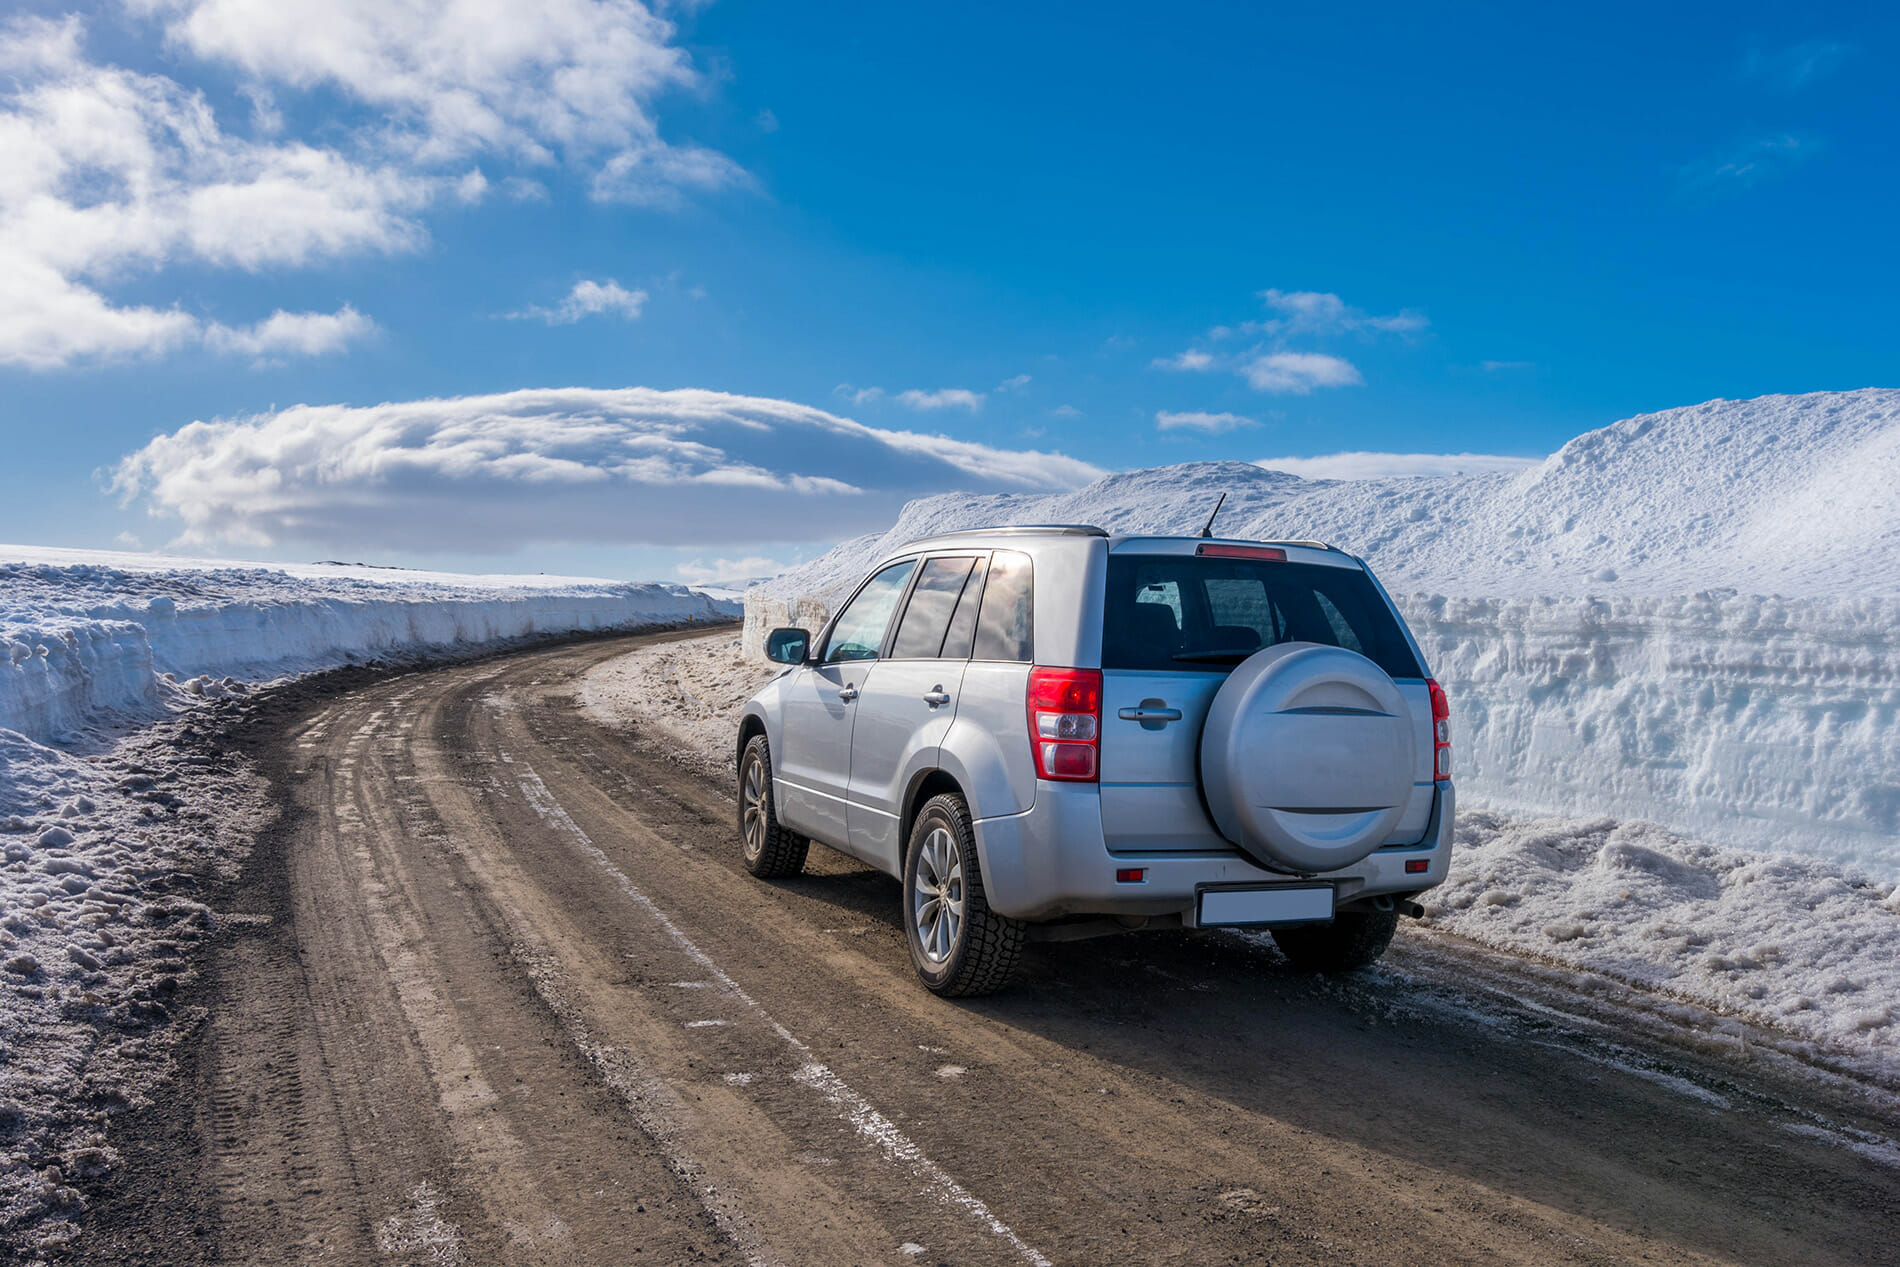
xmin=1103 ymin=554 xmax=1422 ymax=678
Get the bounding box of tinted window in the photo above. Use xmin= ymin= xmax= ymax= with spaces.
xmin=1103 ymin=555 xmax=1421 ymax=678
xmin=891 ymin=556 xmax=978 ymax=658
xmin=972 ymin=550 xmax=1034 ymax=662
xmin=939 ymin=555 xmax=989 ymax=660
xmin=824 ymin=560 xmax=916 ymax=662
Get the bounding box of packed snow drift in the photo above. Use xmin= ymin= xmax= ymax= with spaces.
xmin=0 ymin=545 xmax=739 ymax=745
xmin=750 ymin=390 xmax=1900 ymax=879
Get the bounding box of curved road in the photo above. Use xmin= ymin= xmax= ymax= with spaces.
xmin=90 ymin=630 xmax=1899 ymax=1265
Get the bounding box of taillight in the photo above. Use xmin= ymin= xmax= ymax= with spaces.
xmin=1027 ymin=667 xmax=1102 ymax=782
xmin=1426 ymin=678 xmax=1452 ymax=781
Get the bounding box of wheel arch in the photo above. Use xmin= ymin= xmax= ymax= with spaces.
xmin=901 ymin=767 xmax=967 ymax=849
xmin=736 ymin=709 xmax=768 ymax=770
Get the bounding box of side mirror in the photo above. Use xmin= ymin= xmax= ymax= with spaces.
xmin=764 ymin=627 xmax=811 ymax=664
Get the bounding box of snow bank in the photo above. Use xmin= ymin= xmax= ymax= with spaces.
xmin=580 ymin=631 xmax=764 ymax=781
xmin=0 ymin=717 xmax=271 ymax=1250
xmin=746 ymin=391 xmax=1900 ymax=879
xmin=0 ymin=546 xmax=739 ymax=744
xmin=1430 ymin=809 xmax=1900 ymax=1084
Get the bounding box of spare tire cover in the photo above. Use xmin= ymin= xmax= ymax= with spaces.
xmin=1200 ymin=642 xmax=1417 ymax=873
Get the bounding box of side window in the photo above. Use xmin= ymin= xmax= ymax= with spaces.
xmin=823 ymin=560 xmax=917 ymax=662
xmin=891 ymin=557 xmax=978 ymax=658
xmin=938 ymin=555 xmax=989 ymax=660
xmin=972 ymin=550 xmax=1034 ymax=662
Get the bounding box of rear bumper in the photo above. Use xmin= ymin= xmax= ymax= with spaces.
xmin=971 ymin=780 xmax=1454 ymax=923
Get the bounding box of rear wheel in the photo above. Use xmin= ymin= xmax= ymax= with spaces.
xmin=1270 ymin=908 xmax=1399 ymax=973
xmin=903 ymin=794 xmax=1024 ymax=997
xmin=737 ymin=735 xmax=808 ymax=878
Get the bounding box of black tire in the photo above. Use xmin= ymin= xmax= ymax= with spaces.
xmin=1270 ymin=908 xmax=1400 ymax=973
xmin=902 ymin=794 xmax=1025 ymax=997
xmin=737 ymin=735 xmax=808 ymax=878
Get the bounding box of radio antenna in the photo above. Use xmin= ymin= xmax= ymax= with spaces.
xmin=1198 ymin=492 xmax=1227 ymax=539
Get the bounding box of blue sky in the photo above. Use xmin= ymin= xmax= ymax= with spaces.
xmin=2 ymin=1 xmax=1895 ymax=582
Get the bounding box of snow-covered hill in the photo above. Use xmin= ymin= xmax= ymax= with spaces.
xmin=759 ymin=390 xmax=1900 ymax=602
xmin=750 ymin=391 xmax=1900 ymax=878
xmin=0 ymin=546 xmax=738 ymax=744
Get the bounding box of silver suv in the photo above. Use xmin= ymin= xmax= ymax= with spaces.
xmin=737 ymin=526 xmax=1453 ymax=996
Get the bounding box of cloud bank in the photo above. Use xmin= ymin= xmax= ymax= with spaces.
xmin=111 ymin=387 xmax=1106 ymax=552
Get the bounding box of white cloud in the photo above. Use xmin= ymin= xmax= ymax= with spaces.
xmin=110 ymin=386 xmax=1106 ymax=552
xmin=834 ymin=384 xmax=884 ymax=406
xmin=509 ymin=279 xmax=648 ymax=324
xmin=454 ymin=167 xmax=489 ymax=203
xmin=995 ymin=373 xmax=1031 ymax=392
xmin=141 ymin=0 xmax=741 ymax=199
xmin=755 ymin=108 xmax=780 ymax=133
xmin=0 ymin=15 xmax=425 ymax=368
xmin=895 ymin=388 xmax=985 ymax=412
xmin=1256 ymin=289 xmax=1426 ymax=337
xmin=1242 ymin=352 xmax=1363 ymax=394
xmin=0 ymin=4 xmax=740 ymax=369
xmin=203 ymin=305 xmax=375 ymax=359
xmin=1050 ymin=404 xmax=1082 ymax=418
xmin=674 ymin=554 xmax=786 ymax=585
xmin=1155 ymin=410 xmax=1258 ymax=433
xmin=1256 ymin=451 xmax=1540 ymax=480
xmin=1153 ymin=349 xmax=1215 ymax=371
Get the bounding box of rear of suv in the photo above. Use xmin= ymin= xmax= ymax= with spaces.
xmin=737 ymin=526 xmax=1453 ymax=996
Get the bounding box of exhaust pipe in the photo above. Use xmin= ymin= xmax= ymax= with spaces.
xmin=1371 ymin=895 xmax=1427 ymax=919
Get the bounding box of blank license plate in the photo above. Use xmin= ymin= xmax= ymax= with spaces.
xmin=1198 ymin=886 xmax=1334 ymax=928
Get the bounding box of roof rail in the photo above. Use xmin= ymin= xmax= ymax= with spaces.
xmin=903 ymin=523 xmax=1109 ymax=546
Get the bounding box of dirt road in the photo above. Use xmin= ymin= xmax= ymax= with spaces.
xmin=84 ymin=631 xmax=1900 ymax=1265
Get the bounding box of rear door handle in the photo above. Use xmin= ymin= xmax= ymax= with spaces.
xmin=1118 ymin=706 xmax=1182 ymax=723
xmin=922 ymin=688 xmax=951 ymax=706
xmin=838 ymin=685 xmax=859 ymax=702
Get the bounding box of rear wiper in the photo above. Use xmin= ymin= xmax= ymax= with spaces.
xmin=1170 ymin=649 xmax=1255 ymax=663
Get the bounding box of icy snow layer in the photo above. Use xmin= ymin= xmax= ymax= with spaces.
xmin=585 ymin=633 xmax=1900 ymax=1086
xmin=755 ymin=390 xmax=1900 ymax=601
xmin=751 ymin=391 xmax=1900 ymax=879
xmin=0 ymin=545 xmax=740 ymax=744
xmin=1403 ymin=593 xmax=1900 ymax=878
xmin=0 ymin=713 xmax=272 ymax=1251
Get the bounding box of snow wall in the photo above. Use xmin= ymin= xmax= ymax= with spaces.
xmin=741 ymin=391 xmax=1900 ymax=878
xmin=0 ymin=556 xmax=739 ymax=745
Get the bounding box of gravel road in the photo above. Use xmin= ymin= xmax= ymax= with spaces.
xmin=78 ymin=629 xmax=1900 ymax=1265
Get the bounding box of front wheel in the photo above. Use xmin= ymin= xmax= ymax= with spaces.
xmin=737 ymin=735 xmax=808 ymax=878
xmin=1270 ymin=908 xmax=1399 ymax=973
xmin=903 ymin=794 xmax=1024 ymax=997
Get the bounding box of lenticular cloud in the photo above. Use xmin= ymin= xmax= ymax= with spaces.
xmin=110 ymin=387 xmax=1106 ymax=551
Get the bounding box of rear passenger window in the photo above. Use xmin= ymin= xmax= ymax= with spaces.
xmin=891 ymin=557 xmax=978 ymax=658
xmin=939 ymin=556 xmax=989 ymax=660
xmin=972 ymin=550 xmax=1034 ymax=662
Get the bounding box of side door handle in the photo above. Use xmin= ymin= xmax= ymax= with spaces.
xmin=838 ymin=685 xmax=859 ymax=702
xmin=922 ymin=687 xmax=951 ymax=706
xmin=1118 ymin=704 xmax=1182 ymax=726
